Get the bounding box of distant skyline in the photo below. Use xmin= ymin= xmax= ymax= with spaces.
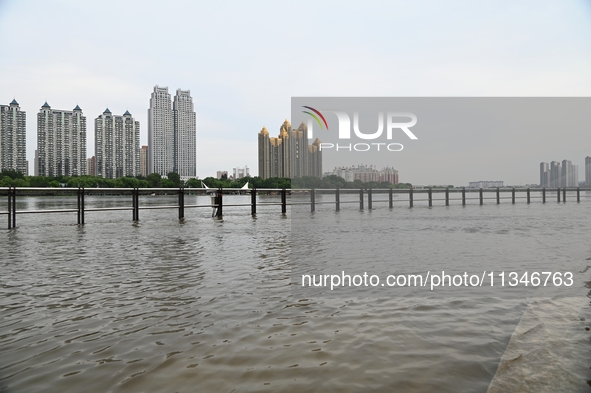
xmin=1 ymin=0 xmax=590 ymax=184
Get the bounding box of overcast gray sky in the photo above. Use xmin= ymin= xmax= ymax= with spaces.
xmin=1 ymin=0 xmax=590 ymax=184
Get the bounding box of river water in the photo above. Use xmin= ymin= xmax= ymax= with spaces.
xmin=1 ymin=192 xmax=591 ymax=392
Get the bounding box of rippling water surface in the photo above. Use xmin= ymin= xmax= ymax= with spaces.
xmin=1 ymin=193 xmax=591 ymax=392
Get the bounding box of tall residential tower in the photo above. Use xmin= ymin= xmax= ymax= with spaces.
xmin=0 ymin=99 xmax=27 ymax=174
xmin=539 ymin=162 xmax=550 ymax=188
xmin=173 ymin=89 xmax=196 ymax=179
xmin=148 ymin=86 xmax=174 ymax=176
xmin=37 ymin=103 xmax=86 ymax=177
xmin=258 ymin=120 xmax=322 ymax=179
xmin=148 ymin=86 xmax=196 ymax=178
xmin=95 ymin=109 xmax=140 ymax=178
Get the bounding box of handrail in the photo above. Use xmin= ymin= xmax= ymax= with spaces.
xmin=2 ymin=186 xmax=590 ymax=229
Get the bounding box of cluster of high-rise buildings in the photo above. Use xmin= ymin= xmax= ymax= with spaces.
xmin=539 ymin=160 xmax=581 ymax=188
xmin=258 ymin=120 xmax=322 ymax=179
xmin=148 ymin=87 xmax=196 ymax=180
xmin=324 ymin=165 xmax=399 ymax=184
xmin=215 ymin=166 xmax=249 ymax=180
xmin=0 ymin=87 xmax=197 ymax=180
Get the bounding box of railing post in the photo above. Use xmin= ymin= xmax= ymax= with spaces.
xmin=81 ymin=187 xmax=85 ymax=225
xmin=409 ymin=188 xmax=414 ymax=208
xmin=135 ymin=188 xmax=139 ymax=221
xmin=251 ymin=188 xmax=256 ymax=216
xmin=428 ymin=188 xmax=432 ymax=207
xmin=542 ymin=187 xmax=546 ymax=203
xmin=557 ymin=187 xmax=561 ymax=203
xmin=462 ymin=187 xmax=466 ymax=206
xmin=496 ymin=188 xmax=500 ymax=204
xmin=527 ymin=188 xmax=530 ymax=204
xmin=11 ymin=187 xmax=16 ymax=228
xmin=389 ymin=188 xmax=393 ymax=208
xmin=445 ymin=188 xmax=449 ymax=206
xmin=310 ymin=188 xmax=315 ymax=212
xmin=7 ymin=186 xmax=12 ymax=229
xmin=281 ymin=188 xmax=286 ymax=214
xmin=217 ymin=188 xmax=223 ymax=218
xmin=336 ymin=187 xmax=340 ymax=211
xmin=77 ymin=186 xmax=81 ymax=225
xmin=368 ymin=188 xmax=373 ymax=210
xmin=577 ymin=187 xmax=580 ymax=203
xmin=178 ymin=187 xmax=185 ymax=220
xmin=359 ymin=188 xmax=364 ymax=210
xmin=512 ymin=188 xmax=516 ymax=204
xmin=563 ymin=187 xmax=566 ymax=202
xmin=479 ymin=188 xmax=483 ymax=205
xmin=132 ymin=188 xmax=136 ymax=221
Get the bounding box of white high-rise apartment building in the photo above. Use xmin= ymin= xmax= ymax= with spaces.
xmin=148 ymin=86 xmax=174 ymax=176
xmin=549 ymin=161 xmax=561 ymax=188
xmin=37 ymin=102 xmax=86 ymax=177
xmin=561 ymin=159 xmax=578 ymax=187
xmin=0 ymin=99 xmax=27 ymax=174
xmin=95 ymin=109 xmax=140 ymax=178
xmin=173 ymin=89 xmax=196 ymax=179
xmin=233 ymin=165 xmax=250 ymax=179
xmin=148 ymin=86 xmax=196 ymax=178
xmin=539 ymin=162 xmax=550 ymax=188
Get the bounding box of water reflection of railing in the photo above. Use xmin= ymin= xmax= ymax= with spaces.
xmin=1 ymin=187 xmax=590 ymax=229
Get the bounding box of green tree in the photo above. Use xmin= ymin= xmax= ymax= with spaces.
xmin=186 ymin=178 xmax=202 ymax=188
xmin=0 ymin=169 xmax=24 ymax=180
xmin=167 ymin=172 xmax=182 ymax=187
xmin=147 ymin=173 xmax=162 ymax=188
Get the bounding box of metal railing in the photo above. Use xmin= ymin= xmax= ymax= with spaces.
xmin=1 ymin=186 xmax=590 ymax=229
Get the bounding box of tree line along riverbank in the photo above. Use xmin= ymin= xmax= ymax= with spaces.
xmin=0 ymin=170 xmax=413 ymax=190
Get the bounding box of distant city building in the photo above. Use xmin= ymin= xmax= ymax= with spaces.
xmin=37 ymin=102 xmax=86 ymax=177
xmin=216 ymin=170 xmax=228 ymax=179
xmin=549 ymin=161 xmax=561 ymax=188
xmin=148 ymin=86 xmax=196 ymax=179
xmin=468 ymin=181 xmax=504 ymax=188
xmin=173 ymin=89 xmax=196 ymax=180
xmin=233 ymin=165 xmax=250 ymax=179
xmin=34 ymin=149 xmax=38 ymax=175
xmin=140 ymin=145 xmax=148 ymax=177
xmin=149 ymin=86 xmax=173 ymax=176
xmin=586 ymin=156 xmax=591 ymax=186
xmin=95 ymin=109 xmax=140 ymax=178
xmin=541 ymin=160 xmax=579 ymax=188
xmin=326 ymin=164 xmax=399 ymax=184
xmin=539 ymin=162 xmax=550 ymax=188
xmin=26 ymin=160 xmax=29 ymax=176
xmin=561 ymin=159 xmax=578 ymax=187
xmin=0 ymin=99 xmax=27 ymax=174
xmin=87 ymin=156 xmax=96 ymax=176
xmin=258 ymin=120 xmax=322 ymax=179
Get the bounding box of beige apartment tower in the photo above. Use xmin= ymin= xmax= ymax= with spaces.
xmin=140 ymin=145 xmax=148 ymax=177
xmin=258 ymin=120 xmax=322 ymax=179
